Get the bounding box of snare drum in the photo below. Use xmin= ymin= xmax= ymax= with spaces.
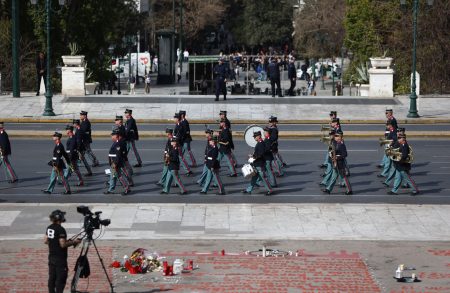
xmin=241 ymin=164 xmax=256 ymax=179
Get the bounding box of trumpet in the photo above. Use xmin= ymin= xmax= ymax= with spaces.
xmin=379 ymin=137 xmax=393 ymax=146
xmin=320 ymin=125 xmax=331 ymax=132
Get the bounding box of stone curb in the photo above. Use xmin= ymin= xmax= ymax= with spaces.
xmin=1 ymin=117 xmax=450 ymax=125
xmin=7 ymin=130 xmax=450 ymax=138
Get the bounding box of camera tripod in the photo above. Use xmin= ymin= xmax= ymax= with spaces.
xmin=71 ymin=231 xmax=114 ymax=293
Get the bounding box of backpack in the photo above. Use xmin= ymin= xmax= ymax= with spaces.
xmin=74 ymin=255 xmax=90 ymax=278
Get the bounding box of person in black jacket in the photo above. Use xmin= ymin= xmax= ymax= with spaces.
xmin=73 ymin=119 xmax=92 ymax=176
xmin=124 ymin=109 xmax=142 ymax=167
xmin=197 ymin=129 xmax=213 ymax=187
xmin=322 ymin=134 xmax=352 ymax=195
xmin=261 ymin=127 xmax=277 ymax=187
xmin=379 ymin=121 xmax=398 ymax=178
xmin=200 ymin=136 xmax=225 ymax=195
xmin=161 ymin=137 xmax=187 ymax=195
xmin=104 ymin=130 xmax=130 ymax=195
xmin=242 ymin=131 xmax=273 ymax=195
xmin=388 ymin=134 xmax=419 ymax=196
xmin=79 ymin=111 xmax=99 ymax=167
xmin=64 ymin=125 xmax=84 ymax=186
xmin=287 ymin=58 xmax=297 ymax=96
xmin=219 ymin=110 xmax=238 ymax=166
xmin=157 ymin=128 xmax=174 ymax=186
xmin=268 ymin=57 xmax=283 ymax=97
xmin=0 ymin=122 xmax=18 ymax=183
xmin=36 ymin=52 xmax=47 ymax=96
xmin=268 ymin=116 xmax=286 ymax=176
xmin=174 ymin=113 xmax=192 ymax=176
xmin=45 ymin=210 xmax=81 ymax=293
xmin=179 ymin=110 xmax=197 ymax=167
xmin=42 ymin=132 xmax=71 ymax=194
xmin=213 ymin=58 xmax=229 ymax=101
xmin=218 ymin=119 xmax=237 ymax=177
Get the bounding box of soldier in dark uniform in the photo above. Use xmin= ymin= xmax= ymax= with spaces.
xmin=385 ymin=109 xmax=398 ymax=131
xmin=319 ymin=130 xmax=337 ymax=187
xmin=197 ymin=129 xmax=214 ymax=187
xmin=262 ymin=127 xmax=277 ymax=187
xmin=322 ymin=133 xmax=352 ymax=195
xmin=79 ymin=111 xmax=99 ymax=167
xmin=378 ymin=121 xmax=398 ymax=178
xmin=42 ymin=132 xmax=71 ymax=194
xmin=174 ymin=113 xmax=192 ymax=176
xmin=320 ymin=112 xmax=339 ymax=168
xmin=161 ymin=137 xmax=187 ymax=195
xmin=124 ymin=109 xmax=142 ymax=167
xmin=213 ymin=58 xmax=229 ymax=101
xmin=157 ymin=128 xmax=174 ymax=186
xmin=219 ymin=110 xmax=237 ymax=166
xmin=0 ymin=122 xmax=18 ymax=183
xmin=287 ymin=57 xmax=297 ymax=96
xmin=64 ymin=125 xmax=84 ymax=186
xmin=268 ymin=116 xmax=286 ymax=176
xmin=387 ymin=134 xmax=419 ymax=196
xmin=45 ymin=209 xmax=81 ymax=293
xmin=116 ymin=125 xmax=134 ymax=186
xmin=242 ymin=131 xmax=273 ymax=195
xmin=104 ymin=130 xmax=130 ymax=195
xmin=179 ymin=110 xmax=197 ymax=167
xmin=379 ymin=109 xmax=399 ymax=168
xmin=218 ymin=119 xmax=237 ymax=177
xmin=200 ymin=135 xmax=225 ymax=195
xmin=268 ymin=57 xmax=283 ymax=97
xmin=73 ymin=119 xmax=93 ymax=176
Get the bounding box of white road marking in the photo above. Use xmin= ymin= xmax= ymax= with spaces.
xmin=0 ymin=211 xmax=21 ymax=226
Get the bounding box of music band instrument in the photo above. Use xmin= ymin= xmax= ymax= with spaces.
xmin=385 ymin=146 xmax=414 ymax=163
xmin=379 ymin=137 xmax=393 ymax=146
xmin=320 ymin=125 xmax=331 ymax=132
xmin=244 ymin=125 xmax=264 ymax=148
xmin=241 ymin=163 xmax=256 ymax=179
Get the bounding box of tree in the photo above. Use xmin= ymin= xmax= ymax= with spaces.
xmin=229 ymin=0 xmax=295 ymax=48
xmin=293 ymin=0 xmax=346 ymax=58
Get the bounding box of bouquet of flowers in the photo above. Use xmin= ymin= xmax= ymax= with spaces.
xmin=111 ymin=248 xmax=162 ymax=274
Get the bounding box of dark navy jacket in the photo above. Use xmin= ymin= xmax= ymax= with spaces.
xmin=52 ymin=143 xmax=70 ymax=169
xmin=174 ymin=123 xmax=186 ymax=145
xmin=252 ymin=140 xmax=266 ymax=168
xmin=108 ymin=140 xmax=124 ymax=167
xmin=0 ymin=130 xmax=11 ymax=156
xmin=206 ymin=145 xmax=220 ymax=169
xmin=263 ymin=138 xmax=274 ymax=161
xmin=335 ymin=141 xmax=348 ymax=170
xmin=213 ymin=63 xmax=229 ymax=80
xmin=65 ymin=135 xmax=78 ymax=161
xmin=80 ymin=119 xmax=92 ymax=143
xmin=288 ymin=63 xmax=296 ymax=79
xmin=393 ymin=142 xmax=411 ymax=171
xmin=125 ymin=117 xmax=139 ymax=141
xmin=168 ymin=147 xmax=180 ymax=171
xmin=218 ymin=128 xmax=232 ymax=154
xmin=181 ymin=119 xmax=192 ymax=143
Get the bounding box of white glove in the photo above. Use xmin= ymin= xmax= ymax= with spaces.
xmin=248 ymin=157 xmax=255 ymax=163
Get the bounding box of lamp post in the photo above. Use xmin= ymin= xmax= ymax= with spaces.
xmin=12 ymin=0 xmax=20 ymax=98
xmin=401 ymin=0 xmax=433 ymax=118
xmin=321 ymin=60 xmax=326 ymax=90
xmin=31 ymin=0 xmax=65 ymax=116
xmin=179 ymin=0 xmax=183 ymax=72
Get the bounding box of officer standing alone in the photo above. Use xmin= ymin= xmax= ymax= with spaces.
xmin=287 ymin=57 xmax=297 ymax=96
xmin=45 ymin=209 xmax=81 ymax=293
xmin=0 ymin=122 xmax=18 ymax=183
xmin=213 ymin=58 xmax=229 ymax=101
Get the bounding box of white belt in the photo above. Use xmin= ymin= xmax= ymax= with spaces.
xmin=109 ymin=154 xmax=117 ymax=157
xmin=207 ymin=157 xmax=213 ymax=160
xmin=66 ymin=151 xmax=71 ymax=153
xmin=52 ymin=157 xmax=57 ymax=160
xmin=85 ymin=132 xmax=90 ymax=134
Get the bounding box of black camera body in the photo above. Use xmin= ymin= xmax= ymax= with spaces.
xmin=77 ymin=206 xmax=111 ymax=234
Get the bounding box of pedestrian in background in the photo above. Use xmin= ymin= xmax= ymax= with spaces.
xmin=287 ymin=57 xmax=297 ymax=96
xmin=36 ymin=52 xmax=46 ymax=96
xmin=145 ymin=73 xmax=151 ymax=94
xmin=177 ymin=66 xmax=182 ymax=83
xmin=129 ymin=75 xmax=136 ymax=95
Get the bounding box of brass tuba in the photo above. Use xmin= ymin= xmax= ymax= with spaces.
xmin=320 ymin=125 xmax=331 ymax=132
xmin=320 ymin=135 xmax=331 ymax=144
xmin=379 ymin=137 xmax=393 ymax=146
xmin=385 ymin=146 xmax=414 ymax=163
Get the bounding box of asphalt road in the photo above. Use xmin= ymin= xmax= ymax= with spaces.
xmin=4 ymin=122 xmax=450 ymax=132
xmin=1 ymin=137 xmax=449 ymax=204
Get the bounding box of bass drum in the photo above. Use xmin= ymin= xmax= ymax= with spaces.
xmin=244 ymin=124 xmax=264 ymax=148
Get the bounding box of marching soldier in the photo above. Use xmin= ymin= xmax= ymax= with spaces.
xmin=0 ymin=122 xmax=18 ymax=183
xmin=42 ymin=132 xmax=71 ymax=195
xmin=378 ymin=121 xmax=397 ymax=178
xmin=179 ymin=110 xmax=197 ymax=167
xmin=268 ymin=116 xmax=286 ymax=176
xmin=200 ymin=136 xmax=225 ymax=195
xmin=242 ymin=131 xmax=273 ymax=195
xmin=79 ymin=111 xmax=99 ymax=167
xmin=213 ymin=57 xmax=229 ymax=101
xmin=156 ymin=128 xmax=174 ymax=186
xmin=104 ymin=130 xmax=130 ymax=195
xmin=378 ymin=109 xmax=398 ymax=168
xmin=116 ymin=126 xmax=134 ymax=186
xmin=64 ymin=125 xmax=84 ymax=186
xmin=262 ymin=127 xmax=277 ymax=187
xmin=319 ymin=130 xmax=338 ymax=187
xmin=124 ymin=109 xmax=142 ymax=167
xmin=218 ymin=118 xmax=237 ymax=177
xmin=383 ymin=128 xmax=408 ymax=187
xmin=174 ymin=113 xmax=193 ymax=176
xmin=219 ymin=110 xmax=237 ymax=166
xmin=197 ymin=129 xmax=214 ymax=187
xmin=385 ymin=109 xmax=398 ymax=131
xmin=387 ymin=134 xmax=419 ymax=196
xmin=113 ymin=115 xmax=126 ymax=138
xmin=320 ymin=111 xmax=339 ymax=168
xmin=73 ymin=119 xmax=92 ymax=176
xmin=322 ymin=133 xmax=352 ymax=195
xmin=160 ymin=137 xmax=188 ymax=195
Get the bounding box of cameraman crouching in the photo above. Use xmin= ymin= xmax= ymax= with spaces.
xmin=45 ymin=210 xmax=81 ymax=293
